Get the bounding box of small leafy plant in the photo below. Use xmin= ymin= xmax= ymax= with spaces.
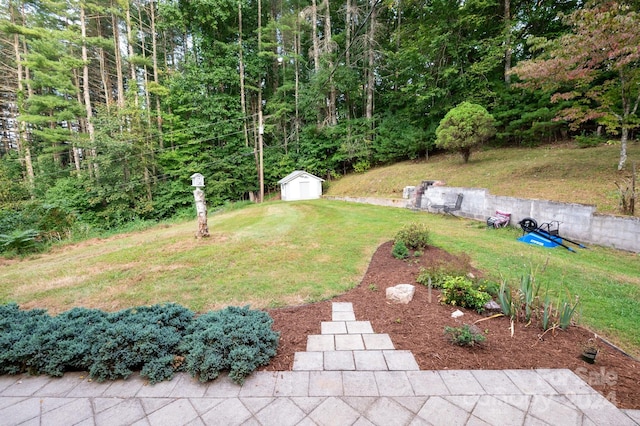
xmin=394 ymin=222 xmax=430 ymax=250
xmin=440 ymin=276 xmax=491 ymax=312
xmin=392 ymin=240 xmax=409 ymax=259
xmin=444 ymin=324 xmax=486 ymax=347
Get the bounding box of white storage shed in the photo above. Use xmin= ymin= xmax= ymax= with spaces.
xmin=278 ymin=170 xmax=324 ymax=201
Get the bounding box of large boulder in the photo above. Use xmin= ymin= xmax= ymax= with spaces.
xmin=386 ymin=284 xmax=416 ymax=304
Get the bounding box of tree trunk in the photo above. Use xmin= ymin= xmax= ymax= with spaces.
xmin=618 ymin=126 xmax=628 ymax=171
xmin=149 ymin=0 xmax=163 ymax=147
xmin=238 ymin=1 xmax=249 ymax=147
xmin=96 ymin=18 xmax=112 ymax=113
xmin=504 ymin=0 xmax=512 ymax=84
xmin=294 ymin=10 xmax=301 ymax=149
xmin=112 ymin=2 xmax=125 ymax=109
xmin=366 ymin=1 xmax=376 ymax=122
xmin=323 ymin=0 xmax=337 ymax=126
xmin=258 ymin=0 xmax=264 ymax=202
xmin=11 ymin=0 xmax=34 ymax=191
xmin=125 ymin=1 xmax=139 ymax=107
xmin=80 ymin=5 xmax=97 ymax=176
xmin=311 ymin=0 xmax=320 ymax=73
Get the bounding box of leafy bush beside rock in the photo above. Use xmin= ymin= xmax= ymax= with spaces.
xmin=0 ymin=302 xmax=279 ymax=385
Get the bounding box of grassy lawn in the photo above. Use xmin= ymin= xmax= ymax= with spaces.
xmin=2 ymin=200 xmax=639 ymax=358
xmin=324 ymin=142 xmax=640 ymax=215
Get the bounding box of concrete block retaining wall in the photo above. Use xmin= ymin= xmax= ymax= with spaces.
xmin=325 ymin=189 xmax=640 ymax=253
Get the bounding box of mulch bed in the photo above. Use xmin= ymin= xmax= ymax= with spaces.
xmin=263 ymin=241 xmax=640 ymax=409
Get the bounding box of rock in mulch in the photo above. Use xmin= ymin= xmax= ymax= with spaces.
xmin=386 ymin=284 xmax=415 ymax=304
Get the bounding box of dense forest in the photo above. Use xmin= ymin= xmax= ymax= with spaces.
xmin=0 ymin=0 xmax=638 ymax=247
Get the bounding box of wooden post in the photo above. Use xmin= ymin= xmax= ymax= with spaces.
xmin=191 ymin=173 xmax=209 ymax=238
xmin=193 ymin=187 xmax=209 ymax=238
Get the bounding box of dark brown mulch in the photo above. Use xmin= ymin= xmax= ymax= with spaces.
xmin=263 ymin=241 xmax=640 ymax=409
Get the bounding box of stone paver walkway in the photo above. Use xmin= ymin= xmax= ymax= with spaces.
xmin=1 ymin=302 xmax=638 ymax=425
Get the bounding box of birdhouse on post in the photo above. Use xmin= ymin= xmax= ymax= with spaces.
xmin=190 ymin=173 xmax=209 ymax=239
xmin=191 ymin=173 xmax=205 ymax=188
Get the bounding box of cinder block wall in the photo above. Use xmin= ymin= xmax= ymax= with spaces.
xmin=325 ymin=188 xmax=640 ymax=253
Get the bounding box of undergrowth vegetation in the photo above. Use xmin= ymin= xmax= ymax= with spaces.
xmin=0 ymin=303 xmax=278 ymax=384
xmin=497 ymin=270 xmax=580 ymax=332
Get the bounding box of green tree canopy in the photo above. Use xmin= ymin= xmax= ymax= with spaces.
xmin=435 ymin=102 xmax=497 ymax=163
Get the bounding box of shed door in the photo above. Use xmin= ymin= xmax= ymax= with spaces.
xmin=299 ymin=181 xmax=310 ymax=199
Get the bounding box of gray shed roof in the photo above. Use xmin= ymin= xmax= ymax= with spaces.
xmin=277 ymin=170 xmax=324 ymax=185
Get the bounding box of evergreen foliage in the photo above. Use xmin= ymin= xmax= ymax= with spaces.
xmin=435 ymin=102 xmax=497 ymax=163
xmin=391 ymin=240 xmax=409 ymax=260
xmin=2 ymin=0 xmax=636 ymax=247
xmin=0 ymin=303 xmax=278 ymax=385
xmin=180 ymin=306 xmax=279 ymax=384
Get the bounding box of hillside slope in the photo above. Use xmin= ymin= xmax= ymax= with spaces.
xmin=324 ymin=143 xmax=640 ymax=215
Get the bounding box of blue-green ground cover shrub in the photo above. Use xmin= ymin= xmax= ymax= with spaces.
xmin=180 ymin=306 xmax=280 ymax=384
xmin=0 ymin=303 xmax=278 ymax=384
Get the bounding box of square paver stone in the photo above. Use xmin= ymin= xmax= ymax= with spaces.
xmin=324 ymin=351 xmax=355 ymax=371
xmin=363 ymin=334 xmax=394 ymax=350
xmin=335 ymin=334 xmax=365 ymax=351
xmin=504 ymin=370 xmax=558 ymax=395
xmin=332 ymin=311 xmax=356 ymax=321
xmin=471 ymin=370 xmax=521 ymax=395
xmin=307 ymin=335 xmax=335 ymax=351
xmin=274 ymin=371 xmax=310 ymax=397
xmin=346 ymin=321 xmax=374 ymax=334
xmin=438 ymin=370 xmax=485 ymax=395
xmin=293 ymin=352 xmax=324 ymax=371
xmin=383 ymin=350 xmax=420 ymax=371
xmin=342 ymin=372 xmax=379 ymax=396
xmin=238 ymin=372 xmax=277 ymax=397
xmin=309 ymin=372 xmax=344 ymax=397
xmin=374 ymin=371 xmax=415 ymax=397
xmin=353 ymin=351 xmax=388 ymax=371
xmin=406 ymin=371 xmax=450 ymax=396
xmin=321 ymin=322 xmax=347 ymax=334
xmin=332 ymin=302 xmax=354 ymax=312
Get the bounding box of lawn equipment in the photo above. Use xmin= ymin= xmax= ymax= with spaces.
xmin=517 ymin=217 xmax=588 ymax=253
xmin=486 ymin=210 xmax=511 ymax=228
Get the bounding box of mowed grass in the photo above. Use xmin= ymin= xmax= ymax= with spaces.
xmin=324 ymin=142 xmax=640 ymax=215
xmin=1 ymin=200 xmax=639 ymax=357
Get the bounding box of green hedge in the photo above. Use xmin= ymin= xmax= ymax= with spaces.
xmin=0 ymin=303 xmax=279 ymax=384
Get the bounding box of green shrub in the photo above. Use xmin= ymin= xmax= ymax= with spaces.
xmin=0 ymin=229 xmax=40 ymax=255
xmin=474 ymin=279 xmax=500 ymax=297
xmin=28 ymin=307 xmax=108 ymax=376
xmin=180 ymin=306 xmax=279 ymax=384
xmin=418 ymin=271 xmax=460 ymax=289
xmin=440 ymin=276 xmax=491 ymax=312
xmin=435 ymin=102 xmax=496 ymax=163
xmin=394 ymin=222 xmax=430 ymax=250
xmin=88 ymin=303 xmax=194 ymax=383
xmin=0 ymin=303 xmax=278 ymax=385
xmin=444 ymin=324 xmax=486 ymax=347
xmin=575 ymin=134 xmax=605 ymax=148
xmin=0 ymin=303 xmax=50 ymax=375
xmin=392 ymin=240 xmax=409 ymax=259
